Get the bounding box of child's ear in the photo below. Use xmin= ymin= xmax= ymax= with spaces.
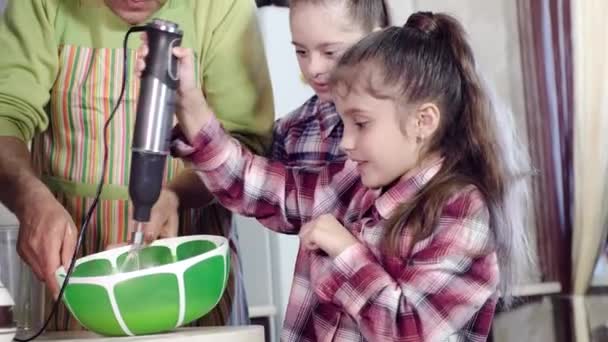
xmin=415 ymin=103 xmax=441 ymax=140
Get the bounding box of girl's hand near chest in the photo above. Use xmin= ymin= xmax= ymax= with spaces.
xmin=299 ymin=214 xmax=359 ymax=258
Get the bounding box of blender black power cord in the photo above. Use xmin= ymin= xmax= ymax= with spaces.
xmin=14 ymin=26 xmax=145 ymax=342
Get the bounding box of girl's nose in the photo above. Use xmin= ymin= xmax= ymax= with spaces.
xmin=307 ymin=55 xmax=327 ymax=79
xmin=339 ymin=131 xmax=355 ymax=152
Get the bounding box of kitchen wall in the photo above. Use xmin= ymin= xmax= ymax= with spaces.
xmin=0 ymin=206 xmax=17 ymax=226
xmin=386 ymin=0 xmax=526 ymax=132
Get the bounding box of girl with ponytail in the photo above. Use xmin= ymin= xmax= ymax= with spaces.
xmin=330 ymin=12 xmax=534 ymax=303
xmin=164 ymin=11 xmax=533 ymax=342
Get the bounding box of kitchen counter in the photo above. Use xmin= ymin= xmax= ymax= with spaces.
xmin=37 ymin=326 xmax=264 ymax=342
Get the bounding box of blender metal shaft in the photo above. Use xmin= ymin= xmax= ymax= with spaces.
xmin=131 ymin=221 xmax=145 ymax=249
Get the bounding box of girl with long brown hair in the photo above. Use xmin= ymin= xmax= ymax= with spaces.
xmin=142 ymin=10 xmax=532 ymax=342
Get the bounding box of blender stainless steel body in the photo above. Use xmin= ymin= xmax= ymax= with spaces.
xmin=129 ymin=19 xmax=183 ymax=247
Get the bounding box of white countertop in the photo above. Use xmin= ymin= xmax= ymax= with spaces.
xmin=37 ymin=326 xmax=264 ymax=342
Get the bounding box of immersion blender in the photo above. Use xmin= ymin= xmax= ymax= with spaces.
xmin=10 ymin=17 xmax=185 ymax=342
xmin=128 ymin=19 xmax=183 ymax=250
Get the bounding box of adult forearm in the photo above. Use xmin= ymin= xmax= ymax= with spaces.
xmin=0 ymin=136 xmax=50 ymax=216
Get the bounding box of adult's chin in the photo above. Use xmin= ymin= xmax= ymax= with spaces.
xmin=105 ymin=0 xmax=163 ymax=24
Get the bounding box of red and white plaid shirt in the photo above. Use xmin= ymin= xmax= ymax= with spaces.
xmin=172 ymin=115 xmax=499 ymax=341
xmin=270 ymin=96 xmax=346 ymax=167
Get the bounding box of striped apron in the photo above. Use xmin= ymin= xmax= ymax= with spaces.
xmin=30 ymin=45 xmax=248 ymax=330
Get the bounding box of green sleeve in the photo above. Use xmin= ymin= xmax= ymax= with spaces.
xmin=201 ymin=0 xmax=275 ymax=154
xmin=0 ymin=0 xmax=59 ymax=142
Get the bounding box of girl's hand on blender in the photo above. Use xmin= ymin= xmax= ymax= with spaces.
xmin=135 ymin=34 xmax=214 ymax=143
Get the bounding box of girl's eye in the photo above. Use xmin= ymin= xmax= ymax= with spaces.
xmin=355 ymin=122 xmax=368 ymax=129
xmin=324 ymin=51 xmax=336 ymax=57
xmin=295 ymin=49 xmax=307 ymax=56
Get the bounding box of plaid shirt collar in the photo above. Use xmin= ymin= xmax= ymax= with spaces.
xmin=369 ymin=158 xmax=444 ymax=220
xmin=314 ymin=97 xmax=342 ymax=139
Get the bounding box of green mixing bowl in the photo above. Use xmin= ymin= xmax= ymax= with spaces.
xmin=54 ymin=235 xmax=229 ymax=336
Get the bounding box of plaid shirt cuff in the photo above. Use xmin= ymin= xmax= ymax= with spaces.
xmin=316 ymin=243 xmax=392 ymax=317
xmin=170 ymin=115 xmax=232 ymax=171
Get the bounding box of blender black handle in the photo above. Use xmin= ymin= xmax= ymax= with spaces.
xmin=142 ymin=27 xmax=182 ymax=89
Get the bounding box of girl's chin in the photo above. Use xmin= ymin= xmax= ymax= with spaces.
xmin=360 ymin=175 xmax=381 ymax=189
